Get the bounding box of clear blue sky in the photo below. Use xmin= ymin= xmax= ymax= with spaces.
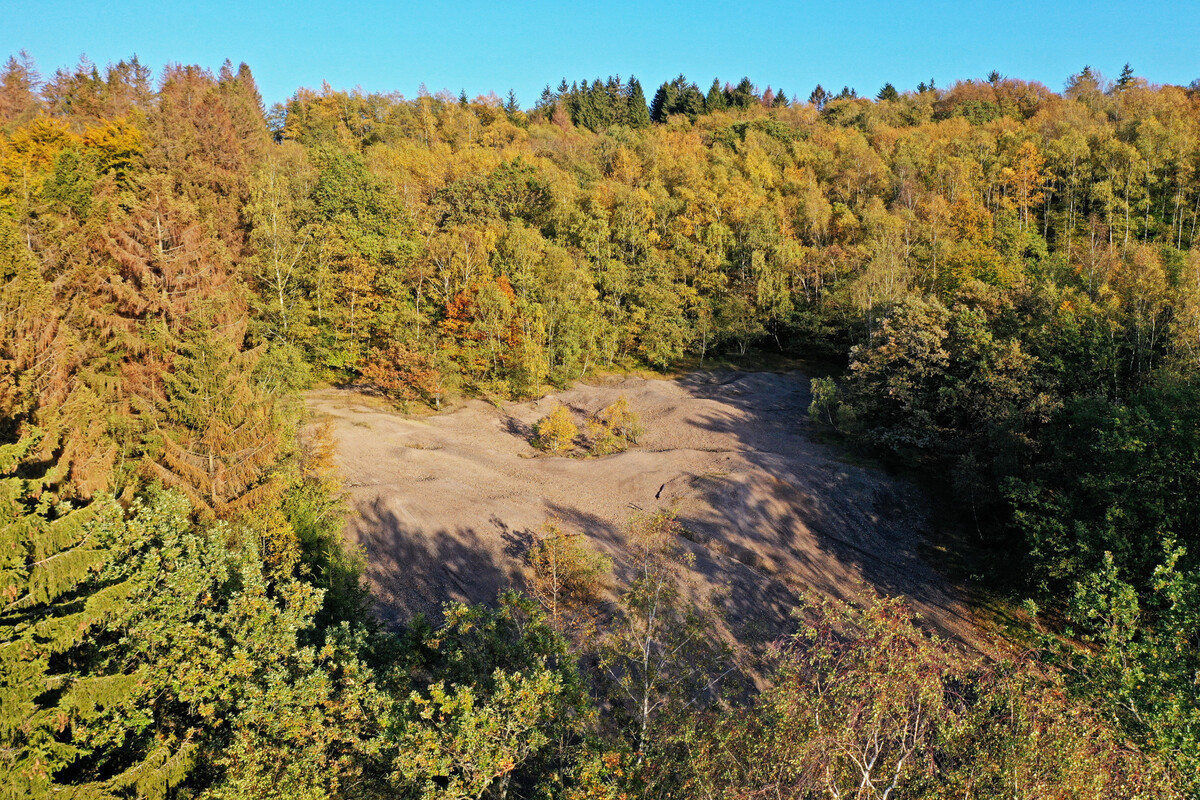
xmin=3 ymin=1 xmax=1198 ymax=107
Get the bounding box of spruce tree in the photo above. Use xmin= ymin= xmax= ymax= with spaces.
xmin=705 ymin=78 xmax=727 ymax=112
xmin=729 ymin=76 xmax=756 ymax=109
xmin=809 ymin=84 xmax=830 ymax=111
xmin=649 ymin=82 xmax=672 ymax=123
xmin=151 ymin=332 xmax=282 ymax=519
xmin=1117 ymin=62 xmax=1135 ymax=90
xmin=0 ymin=431 xmax=120 ymax=798
xmin=675 ymin=76 xmax=705 ymax=121
xmin=627 ymin=77 xmax=651 ymax=127
xmin=876 ymin=82 xmax=899 ymax=102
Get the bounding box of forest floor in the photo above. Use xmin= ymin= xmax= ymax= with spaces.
xmin=307 ymin=369 xmax=984 ymax=649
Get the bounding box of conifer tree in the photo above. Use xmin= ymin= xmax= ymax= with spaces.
xmin=0 ymin=51 xmax=41 ymax=127
xmin=705 ymin=78 xmax=727 ymax=112
xmin=729 ymin=76 xmax=756 ymax=109
xmin=627 ymin=77 xmax=651 ymax=127
xmin=0 ymin=431 xmax=118 ymax=798
xmin=649 ymin=81 xmax=672 ymax=123
xmin=151 ymin=332 xmax=281 ymax=519
xmin=876 ymin=82 xmax=900 ymax=102
xmin=808 ymin=83 xmax=830 ymax=110
xmin=535 ymin=84 xmax=555 ymax=114
xmin=1117 ymin=62 xmax=1136 ymax=90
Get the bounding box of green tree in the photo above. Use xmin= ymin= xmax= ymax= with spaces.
xmin=599 ymin=511 xmax=728 ymax=759
xmin=392 ymin=594 xmax=591 ymax=800
xmin=151 ymin=332 xmax=283 ymax=520
xmin=626 ymin=77 xmax=651 ymax=128
xmin=0 ymin=431 xmax=110 ymax=799
xmin=705 ymin=78 xmax=727 ymax=112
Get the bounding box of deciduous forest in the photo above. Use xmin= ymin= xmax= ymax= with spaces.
xmin=2 ymin=53 xmax=1198 ymax=797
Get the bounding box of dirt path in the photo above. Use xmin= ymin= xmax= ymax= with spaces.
xmin=306 ymin=371 xmax=980 ymax=645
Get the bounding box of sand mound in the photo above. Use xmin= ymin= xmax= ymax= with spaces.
xmin=306 ymin=370 xmax=978 ymax=645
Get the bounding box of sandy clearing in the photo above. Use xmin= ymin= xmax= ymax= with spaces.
xmin=306 ymin=370 xmax=980 ymax=646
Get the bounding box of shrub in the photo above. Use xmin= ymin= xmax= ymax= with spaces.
xmin=587 ymin=395 xmax=643 ymax=455
xmin=534 ymin=405 xmax=578 ymax=453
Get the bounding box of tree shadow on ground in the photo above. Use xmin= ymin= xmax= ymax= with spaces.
xmin=674 ymin=369 xmax=979 ymax=646
xmin=354 ymin=500 xmax=525 ymax=628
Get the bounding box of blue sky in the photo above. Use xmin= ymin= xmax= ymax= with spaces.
xmin=3 ymin=1 xmax=1198 ymax=107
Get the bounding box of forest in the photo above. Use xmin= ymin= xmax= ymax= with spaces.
xmin=1 ymin=51 xmax=1198 ymax=797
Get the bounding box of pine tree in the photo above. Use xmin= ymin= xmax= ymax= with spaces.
xmin=773 ymin=88 xmax=789 ymax=108
xmin=536 ymin=84 xmax=555 ymax=113
xmin=729 ymin=77 xmax=756 ymax=109
xmin=876 ymin=82 xmax=899 ymax=102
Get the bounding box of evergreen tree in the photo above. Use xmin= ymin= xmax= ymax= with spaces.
xmin=705 ymin=77 xmax=727 ymax=112
xmin=0 ymin=430 xmax=112 ymax=798
xmin=536 ymin=84 xmax=555 ymax=113
xmin=627 ymin=76 xmax=651 ymax=127
xmin=649 ymin=81 xmax=673 ymax=123
xmin=773 ymin=88 xmax=789 ymax=107
xmin=876 ymin=82 xmax=900 ymax=102
xmin=808 ymin=84 xmax=830 ymax=110
xmin=1117 ymin=62 xmax=1136 ymax=90
xmin=729 ymin=76 xmax=756 ymax=109
xmin=675 ymin=77 xmax=706 ymax=120
xmin=151 ymin=332 xmax=282 ymax=519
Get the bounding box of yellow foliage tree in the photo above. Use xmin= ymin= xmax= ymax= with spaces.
xmin=533 ymin=404 xmax=577 ymax=454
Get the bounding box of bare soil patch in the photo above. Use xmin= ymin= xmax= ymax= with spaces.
xmin=307 ymin=370 xmax=980 ymax=646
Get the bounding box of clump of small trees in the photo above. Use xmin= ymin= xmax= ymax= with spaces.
xmin=533 ymin=404 xmax=578 ymax=453
xmin=533 ymin=395 xmax=644 ymax=456
xmin=587 ymin=396 xmax=644 ymax=455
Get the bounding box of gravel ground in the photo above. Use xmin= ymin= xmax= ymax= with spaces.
xmin=306 ymin=370 xmax=981 ymax=646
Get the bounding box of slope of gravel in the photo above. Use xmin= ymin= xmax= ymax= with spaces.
xmin=306 ymin=371 xmax=979 ymax=645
